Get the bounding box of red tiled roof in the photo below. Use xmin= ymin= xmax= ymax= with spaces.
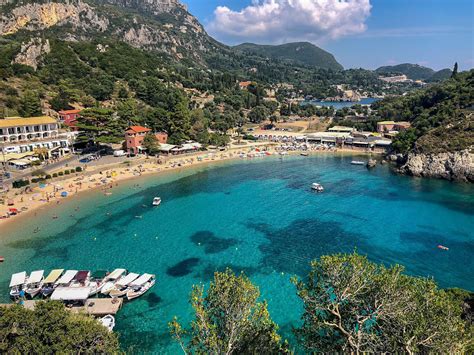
xmin=127 ymin=126 xmax=151 ymax=133
xmin=58 ymin=109 xmax=81 ymax=114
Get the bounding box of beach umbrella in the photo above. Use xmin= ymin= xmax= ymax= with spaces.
xmin=61 ymin=192 xmax=68 ymax=198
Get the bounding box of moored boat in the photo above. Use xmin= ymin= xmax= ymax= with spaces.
xmin=99 ymin=315 xmax=116 ymax=332
xmin=108 ymin=273 xmax=140 ymax=298
xmin=126 ymin=274 xmax=156 ymax=300
xmin=9 ymin=271 xmax=27 ymax=299
xmin=351 ymin=160 xmax=365 ymax=165
xmin=152 ymin=197 xmax=161 ymax=206
xmin=311 ymin=183 xmax=324 ymax=192
xmin=41 ymin=269 xmax=65 ymax=297
xmin=70 ymin=270 xmax=91 ymax=287
xmin=89 ymin=270 xmax=108 ymax=296
xmin=25 ymin=270 xmax=45 ymax=298
xmin=55 ymin=270 xmax=78 ymax=287
xmin=101 ymin=268 xmax=127 ymax=295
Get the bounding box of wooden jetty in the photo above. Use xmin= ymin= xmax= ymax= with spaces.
xmin=17 ymin=298 xmax=123 ymax=316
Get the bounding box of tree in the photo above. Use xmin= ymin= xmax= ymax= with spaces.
xmin=248 ymin=105 xmax=269 ymax=124
xmin=19 ymin=91 xmax=42 ymax=117
xmin=292 ymin=252 xmax=471 ymax=354
xmin=50 ymin=87 xmax=72 ymax=111
xmin=143 ymin=133 xmax=160 ymax=155
xmin=0 ymin=301 xmax=119 ymax=353
xmin=451 ymin=62 xmax=458 ymax=78
xmin=169 ymin=269 xmax=287 ymax=354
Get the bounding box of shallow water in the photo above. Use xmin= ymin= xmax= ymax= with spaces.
xmin=1 ymin=154 xmax=473 ymax=353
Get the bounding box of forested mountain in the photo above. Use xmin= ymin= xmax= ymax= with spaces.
xmin=376 ymin=63 xmax=436 ymax=80
xmin=234 ymin=42 xmax=343 ymax=70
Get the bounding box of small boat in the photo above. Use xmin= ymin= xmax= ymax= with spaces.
xmin=0 ymin=256 xmax=4 ymax=262
xmin=351 ymin=160 xmax=365 ymax=165
xmin=126 ymin=274 xmax=156 ymax=300
xmin=300 ymin=152 xmax=309 ymax=157
xmin=109 ymin=273 xmax=140 ymax=298
xmin=70 ymin=270 xmax=91 ymax=287
xmin=437 ymin=245 xmax=449 ymax=251
xmin=55 ymin=270 xmax=78 ymax=287
xmin=25 ymin=270 xmax=45 ymax=298
xmin=89 ymin=270 xmax=108 ymax=296
xmin=152 ymin=197 xmax=161 ymax=206
xmin=311 ymin=183 xmax=324 ymax=192
xmin=100 ymin=315 xmax=115 ymax=332
xmin=41 ymin=269 xmax=65 ymax=297
xmin=101 ymin=269 xmax=127 ymax=295
xmin=9 ymin=271 xmax=27 ymax=299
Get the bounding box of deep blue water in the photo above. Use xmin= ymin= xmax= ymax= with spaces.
xmin=302 ymin=97 xmax=380 ymax=109
xmin=0 ymin=154 xmax=473 ymax=353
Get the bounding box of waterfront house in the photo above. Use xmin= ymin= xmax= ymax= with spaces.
xmin=58 ymin=109 xmax=81 ymax=131
xmin=377 ymin=121 xmax=412 ymax=136
xmin=125 ymin=126 xmax=168 ymax=155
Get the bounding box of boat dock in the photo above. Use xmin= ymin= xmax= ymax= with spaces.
xmin=19 ymin=298 xmax=123 ymax=316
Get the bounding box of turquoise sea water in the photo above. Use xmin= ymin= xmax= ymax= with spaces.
xmin=0 ymin=154 xmax=473 ymax=353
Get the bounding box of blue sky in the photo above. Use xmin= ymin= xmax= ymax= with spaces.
xmin=182 ymin=0 xmax=474 ymax=70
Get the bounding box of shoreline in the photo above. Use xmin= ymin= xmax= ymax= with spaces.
xmin=0 ymin=146 xmax=375 ymax=229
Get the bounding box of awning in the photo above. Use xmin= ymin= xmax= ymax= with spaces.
xmin=106 ymin=268 xmax=126 ymax=280
xmin=91 ymin=270 xmax=108 ymax=279
xmin=27 ymin=270 xmax=44 ymax=284
xmin=44 ymin=269 xmax=64 ymax=284
xmin=9 ymin=271 xmax=27 ymax=287
xmin=116 ymin=273 xmax=139 ymax=287
xmin=74 ymin=271 xmax=90 ymax=283
xmin=51 ymin=287 xmax=91 ymax=301
xmin=56 ymin=270 xmax=78 ymax=285
xmin=130 ymin=273 xmax=154 ymax=286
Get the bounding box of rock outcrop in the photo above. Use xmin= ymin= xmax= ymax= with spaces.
xmin=399 ymin=149 xmax=474 ymax=182
xmin=13 ymin=38 xmax=51 ymax=70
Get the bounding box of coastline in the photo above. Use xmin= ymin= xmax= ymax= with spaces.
xmin=0 ymin=145 xmax=374 ymax=230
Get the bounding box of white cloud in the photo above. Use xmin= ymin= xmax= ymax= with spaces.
xmin=207 ymin=0 xmax=372 ymax=44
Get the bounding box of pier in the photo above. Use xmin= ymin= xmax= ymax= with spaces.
xmin=15 ymin=298 xmax=123 ymax=316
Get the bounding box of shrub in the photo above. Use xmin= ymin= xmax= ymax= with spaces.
xmin=64 ymin=170 xmax=70 ymax=175
xmin=58 ymin=171 xmax=64 ymax=176
xmin=12 ymin=180 xmax=30 ymax=189
xmin=52 ymin=173 xmax=58 ymax=178
xmin=45 ymin=175 xmax=52 ymax=179
xmin=75 ymin=166 xmax=82 ymax=172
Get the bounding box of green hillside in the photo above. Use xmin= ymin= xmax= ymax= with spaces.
xmin=234 ymin=42 xmax=343 ymax=70
xmin=376 ymin=63 xmax=435 ymax=80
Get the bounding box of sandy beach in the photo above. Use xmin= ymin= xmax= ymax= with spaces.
xmin=0 ymin=144 xmax=374 ymax=229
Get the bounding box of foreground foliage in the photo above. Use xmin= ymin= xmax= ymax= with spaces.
xmin=169 ymin=269 xmax=287 ymax=354
xmin=0 ymin=301 xmax=119 ymax=353
xmin=292 ymin=252 xmax=472 ymax=353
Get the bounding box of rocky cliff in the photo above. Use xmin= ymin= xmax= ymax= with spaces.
xmin=0 ymin=0 xmax=220 ymax=63
xmin=399 ymin=149 xmax=474 ymax=182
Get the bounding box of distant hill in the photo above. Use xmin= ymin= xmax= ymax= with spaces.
xmin=426 ymin=68 xmax=453 ymax=82
xmin=233 ymin=42 xmax=343 ymax=71
xmin=375 ymin=63 xmax=435 ymax=81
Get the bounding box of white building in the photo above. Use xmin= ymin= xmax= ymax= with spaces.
xmin=0 ymin=116 xmax=72 ymax=158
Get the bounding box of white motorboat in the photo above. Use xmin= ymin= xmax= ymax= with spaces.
xmin=25 ymin=270 xmax=45 ymax=298
xmin=351 ymin=160 xmax=365 ymax=165
xmin=41 ymin=269 xmax=65 ymax=297
xmin=55 ymin=270 xmax=78 ymax=287
xmin=311 ymin=183 xmax=324 ymax=192
xmin=101 ymin=268 xmax=127 ymax=295
xmin=99 ymin=315 xmax=116 ymax=332
xmin=89 ymin=270 xmax=108 ymax=296
xmin=126 ymin=274 xmax=156 ymax=300
xmin=109 ymin=273 xmax=140 ymax=298
xmin=152 ymin=197 xmax=162 ymax=206
xmin=70 ymin=270 xmax=91 ymax=288
xmin=9 ymin=271 xmax=27 ymax=299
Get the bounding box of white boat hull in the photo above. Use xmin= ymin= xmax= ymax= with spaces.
xmin=126 ymin=279 xmax=156 ymax=300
